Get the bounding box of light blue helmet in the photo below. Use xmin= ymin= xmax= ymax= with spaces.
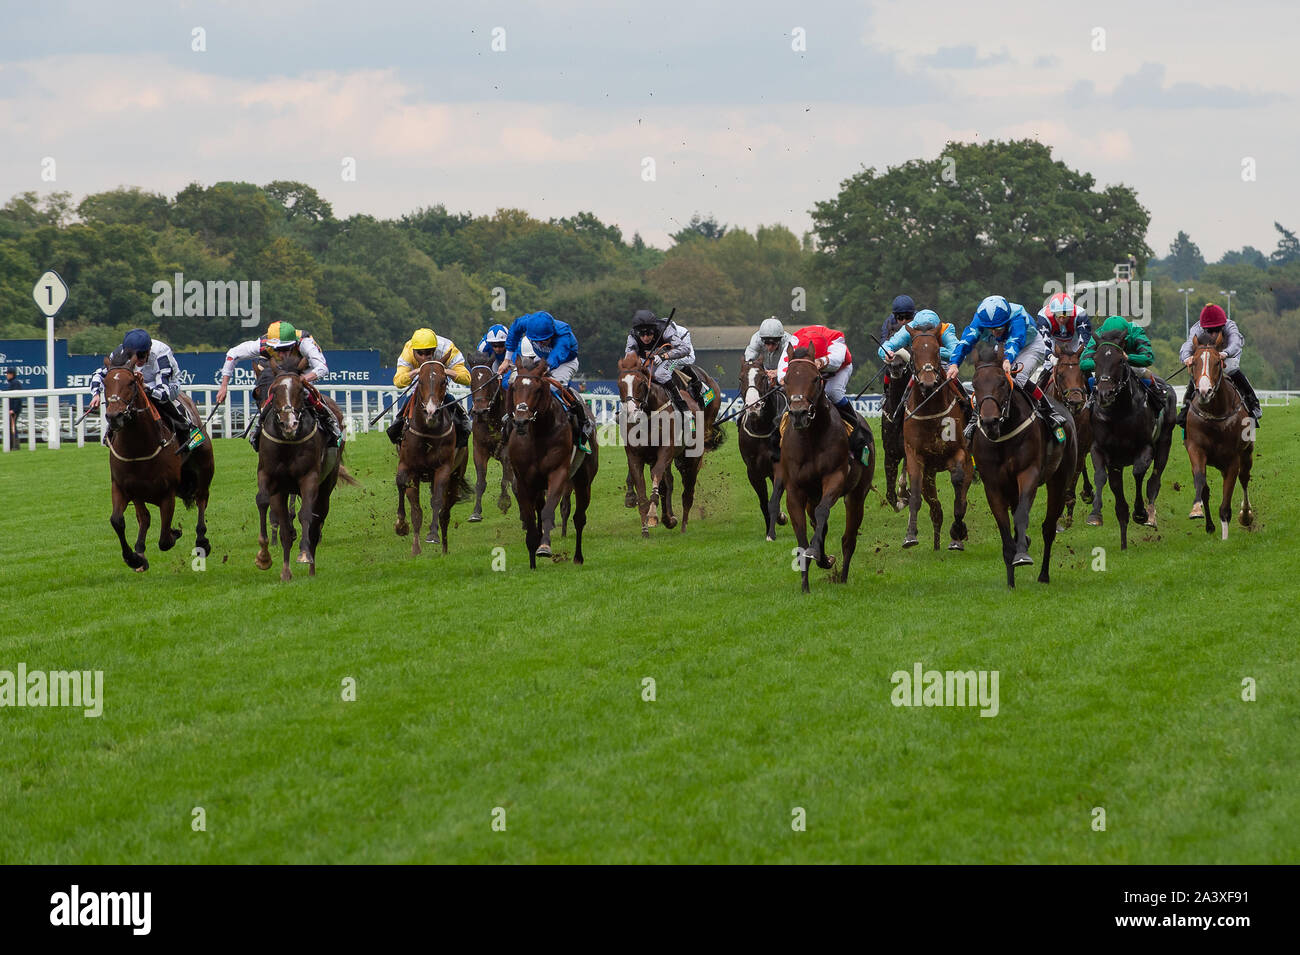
xmin=910 ymin=309 xmax=941 ymax=328
xmin=972 ymin=296 xmax=1011 ymax=330
xmin=484 ymin=323 xmax=508 ymax=344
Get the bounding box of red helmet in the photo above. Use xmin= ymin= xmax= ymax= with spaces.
xmin=1199 ymin=303 xmax=1227 ymax=330
xmin=1045 ymin=293 xmax=1077 ymax=337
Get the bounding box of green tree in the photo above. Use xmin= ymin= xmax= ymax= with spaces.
xmin=1166 ymin=230 xmax=1206 ymax=281
xmin=1270 ymin=222 xmax=1300 ymax=266
xmin=77 ymin=188 xmax=170 ymax=230
xmin=671 ymin=213 xmax=726 ymax=244
xmin=645 ymin=255 xmax=742 ymax=324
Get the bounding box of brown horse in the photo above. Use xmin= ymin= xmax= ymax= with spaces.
xmin=779 ymin=347 xmax=874 ymax=593
xmin=899 ymin=326 xmax=972 ymax=550
xmin=969 ymin=340 xmax=1076 ymax=587
xmin=101 ymin=366 xmax=213 ymax=572
xmin=1184 ymin=333 xmax=1256 ymax=538
xmin=466 ymin=353 xmax=512 ymax=523
xmin=506 ymin=358 xmax=598 ymax=568
xmin=1044 ymin=343 xmax=1097 ymax=528
xmin=617 ymin=353 xmax=723 ymax=537
xmin=394 ymin=360 xmax=470 ymax=555
xmin=254 ymin=362 xmax=354 ymax=580
xmin=736 ymin=356 xmax=787 ymax=540
xmin=879 ymin=354 xmax=912 ymax=511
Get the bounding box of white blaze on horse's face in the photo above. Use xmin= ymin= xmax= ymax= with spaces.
xmin=278 ymin=378 xmax=298 ymax=431
xmin=745 ymin=367 xmax=760 ymax=407
xmin=622 ymin=373 xmax=642 ymax=424
xmin=1198 ymin=351 xmax=1213 ymax=397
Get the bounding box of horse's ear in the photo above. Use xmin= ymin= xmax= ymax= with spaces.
xmin=536 ymin=359 xmax=550 ymax=377
xmin=1214 ymin=331 xmax=1224 ymax=348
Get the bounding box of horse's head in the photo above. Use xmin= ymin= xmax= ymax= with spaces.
xmin=618 ymin=352 xmax=652 ymax=427
xmin=509 ymin=357 xmax=551 ymax=435
xmin=269 ymin=371 xmax=307 ymax=434
xmin=1191 ymin=331 xmax=1227 ymax=403
xmin=101 ymin=365 xmax=145 ymax=437
xmin=468 ymin=351 xmax=500 ymax=415
xmin=414 ymin=359 xmax=448 ymax=421
xmin=783 ymin=345 xmax=823 ymax=430
xmin=1051 ymin=341 xmax=1088 ymax=413
xmin=907 ymin=325 xmax=944 ymax=390
xmin=1092 ymin=336 xmax=1130 ymax=411
xmin=739 ymin=357 xmax=773 ymax=408
xmin=970 ymin=340 xmax=1012 ymax=439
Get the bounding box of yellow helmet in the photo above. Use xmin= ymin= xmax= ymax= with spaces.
xmin=410 ymin=328 xmax=438 ymax=351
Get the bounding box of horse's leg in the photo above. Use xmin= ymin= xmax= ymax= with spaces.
xmin=923 ymin=467 xmax=943 ymax=550
xmin=427 ymin=466 xmax=448 ymax=546
xmin=272 ymin=492 xmax=294 ymax=581
xmin=838 ymin=484 xmax=865 ymax=584
xmin=812 ymin=474 xmax=846 ymax=570
xmin=157 ymin=494 xmax=180 ymax=551
xmin=296 ymin=476 xmax=320 ymax=575
xmin=624 ymin=464 xmax=638 ymax=508
xmin=1239 ymin=444 xmax=1255 ymax=528
xmin=111 ymin=483 xmax=147 ymax=571
xmin=497 ymin=444 xmax=513 ymax=514
xmin=1086 ymin=446 xmax=1107 ymax=525
xmin=659 ymin=458 xmax=678 ymax=530
xmin=747 ymin=461 xmax=773 ymax=539
xmin=535 ymin=469 xmax=567 ymax=558
xmin=903 ymin=446 xmax=923 ymax=548
xmin=255 ymin=484 xmax=273 ymax=570
xmin=770 ymin=469 xmax=788 ymax=531
xmin=984 ymin=484 xmax=1016 ymax=588
xmin=1131 ymin=445 xmax=1154 ymax=528
xmin=133 ymin=501 xmax=150 ymax=555
xmin=1039 ymin=467 xmax=1067 ymax=584
xmin=406 ymin=480 xmax=423 ymax=556
xmin=786 ymin=483 xmax=812 ymax=594
xmin=628 ymin=453 xmax=651 ymax=537
xmin=194 ymin=492 xmax=210 ymax=557
xmin=1062 ymin=459 xmax=1077 ymax=530
xmin=883 ymin=428 xmax=900 ymax=510
xmin=1218 ymin=460 xmax=1239 ymax=541
xmin=560 ymin=491 xmax=571 ymax=538
xmin=1011 ymin=467 xmax=1040 ymax=565
xmin=1144 ymin=429 xmax=1173 ymax=529
xmin=949 ymin=457 xmax=971 ymax=550
xmin=679 ymin=459 xmax=699 ymax=533
xmin=439 ymin=471 xmax=455 ymax=555
xmin=1109 ymin=465 xmax=1129 ymax=550
xmin=470 ymin=441 xmax=487 ymax=522
xmin=646 ymin=449 xmax=672 ymax=530
xmin=573 ymin=469 xmax=592 ymax=565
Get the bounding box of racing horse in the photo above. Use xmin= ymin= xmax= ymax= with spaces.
xmin=505 ymin=357 xmax=598 ymax=568
xmin=394 ymin=359 xmax=470 ymax=555
xmin=1084 ymin=337 xmax=1176 ymax=548
xmin=779 ymin=346 xmax=874 ymax=593
xmin=616 ymin=353 xmax=724 ymax=537
xmin=1184 ymin=332 xmax=1256 ymax=539
xmin=1043 ymin=342 xmax=1098 ymax=528
xmin=880 ymin=351 xmax=912 ymax=511
xmin=254 ymin=356 xmax=355 ymax=580
xmin=898 ymin=325 xmax=972 ymax=551
xmin=466 ymin=352 xmax=512 ymax=523
xmin=736 ymin=356 xmax=787 ymax=540
xmin=968 ymin=340 xmax=1076 ymax=586
xmin=100 ymin=364 xmax=213 ymax=571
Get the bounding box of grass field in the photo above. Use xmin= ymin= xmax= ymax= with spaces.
xmin=1 ymin=406 xmax=1297 ymax=864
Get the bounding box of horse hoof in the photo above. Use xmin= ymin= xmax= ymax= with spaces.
xmin=663 ymin=517 xmax=678 ymax=529
xmin=641 ymin=528 xmax=650 ymax=539
xmin=281 ymin=568 xmax=292 ymax=582
xmin=893 ymin=501 xmax=906 ymax=513
xmin=646 ymin=516 xmax=658 ymax=528
xmin=902 ymin=536 xmax=919 ymax=548
xmin=1240 ymin=509 xmax=1254 ymax=527
xmin=296 ymin=552 xmax=311 ymax=564
xmin=817 ymin=555 xmax=836 ymax=570
xmin=395 ymin=522 xmax=408 ymax=536
xmin=535 ymin=544 xmax=552 ymax=558
xmin=1056 ymin=523 xmax=1067 ymax=534
xmin=1188 ymin=503 xmax=1204 ymax=519
xmin=1086 ymin=515 xmax=1102 ymax=527
xmin=1012 ymin=552 xmax=1033 ymax=566
xmin=468 ymin=513 xmax=482 ymax=523
xmin=255 ymin=554 xmax=271 ymax=570
xmin=766 ymin=534 xmax=776 ymax=542
xmin=948 ymin=540 xmax=964 ymax=551
xmin=425 ymin=533 xmax=439 ymax=545
xmin=778 ymin=512 xmax=788 ymax=525
xmin=623 ymin=490 xmax=638 ymax=508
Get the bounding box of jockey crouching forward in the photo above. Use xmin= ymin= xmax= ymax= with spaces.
xmin=776 ymin=324 xmax=872 ymax=463
xmin=89 ymin=328 xmax=205 ymax=453
xmin=625 ymin=309 xmax=714 ymax=416
xmin=498 ymin=311 xmax=593 ymax=453
xmin=386 ymin=328 xmax=472 ymax=447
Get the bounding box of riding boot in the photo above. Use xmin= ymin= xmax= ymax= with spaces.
xmin=1229 ymin=370 xmax=1262 ymax=423
xmin=1175 ymin=380 xmax=1194 ymax=429
xmin=835 ymin=398 xmax=871 ymax=463
xmin=249 ymin=427 xmax=260 ymax=452
xmin=1029 ymin=385 xmax=1068 ymax=441
xmin=319 ymin=407 xmax=342 ymax=447
xmin=960 ymin=392 xmax=977 ymax=442
xmin=452 ymin=401 xmax=471 ymax=449
xmin=386 ymin=417 xmax=404 ymax=444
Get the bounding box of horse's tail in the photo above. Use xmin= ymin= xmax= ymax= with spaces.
xmin=178 ymin=466 xmax=199 ymax=509
xmin=337 ymin=463 xmax=362 ymax=488
xmin=705 ymin=422 xmax=727 ymax=451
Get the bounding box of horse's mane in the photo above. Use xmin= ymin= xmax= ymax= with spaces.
xmin=468 ymin=349 xmax=495 ymax=368
xmin=1099 ymin=328 xmax=1127 ymax=346
xmin=105 ymin=348 xmax=132 ymax=369
xmin=1194 ymin=330 xmax=1222 ymax=347
xmin=518 ymin=356 xmax=548 ymax=374
xmin=789 ymin=344 xmax=814 ymax=361
xmin=973 ymin=339 xmax=1001 ymax=363
xmin=617 ymin=353 xmax=642 ymax=371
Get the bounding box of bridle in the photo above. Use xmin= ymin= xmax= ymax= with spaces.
xmin=102 ymin=367 xmax=145 ymax=432
xmin=511 ymin=365 xmax=554 ymax=428
xmin=785 ymin=356 xmax=823 ymax=425
xmin=1048 ymin=351 xmax=1088 ymax=411
xmin=1092 ymin=340 xmax=1132 ymax=412
xmin=739 ymin=362 xmax=786 ymax=437
xmin=903 ymin=329 xmax=959 ymax=421
xmin=261 ymin=371 xmax=317 ymax=445
xmin=1188 ymin=343 xmax=1243 ymax=422
xmin=408 ymin=359 xmax=454 ymax=440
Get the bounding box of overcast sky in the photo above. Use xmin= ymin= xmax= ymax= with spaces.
xmin=1 ymin=0 xmax=1294 ymax=259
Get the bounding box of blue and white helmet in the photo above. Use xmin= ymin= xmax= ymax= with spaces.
xmin=484 ymin=324 xmax=508 ymax=344
xmin=971 ymin=295 xmax=1012 ymax=330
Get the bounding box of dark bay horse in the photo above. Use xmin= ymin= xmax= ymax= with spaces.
xmin=1085 ymin=339 xmax=1176 ymax=548
xmin=394 ymin=359 xmax=470 ymax=555
xmin=506 ymin=358 xmax=598 ymax=568
xmin=779 ymin=347 xmax=874 ymax=593
xmin=736 ymin=356 xmax=787 ymax=540
xmin=899 ymin=326 xmax=972 ymax=551
xmin=880 ymin=353 xmax=912 ymax=511
xmin=467 ymin=352 xmax=512 ymax=523
xmin=1184 ymin=333 xmax=1255 ymax=538
xmin=1044 ymin=343 xmax=1097 ymax=528
xmin=969 ymin=341 xmax=1076 ymax=586
xmin=254 ymin=364 xmax=355 ymax=580
xmin=101 ymin=366 xmax=213 ymax=572
xmin=617 ymin=353 xmax=723 ymax=537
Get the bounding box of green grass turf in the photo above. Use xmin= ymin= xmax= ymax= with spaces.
xmin=1 ymin=407 xmax=1297 ymax=863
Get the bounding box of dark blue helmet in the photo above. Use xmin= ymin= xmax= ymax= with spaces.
xmin=891 ymin=294 xmax=916 ymax=317
xmin=123 ymin=329 xmax=152 ymax=354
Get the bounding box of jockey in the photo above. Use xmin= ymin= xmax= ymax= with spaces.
xmin=1079 ymin=315 xmax=1169 ymax=414
xmin=776 ymin=324 xmax=872 ymax=462
xmin=881 ymin=294 xmax=916 ymax=343
xmin=476 ymin=324 xmax=509 ymax=370
xmin=386 ymin=327 xmax=472 ymax=447
xmin=1037 ymin=293 xmax=1092 ymax=354
xmin=947 ymin=295 xmax=1066 ymax=440
xmin=499 ymin=311 xmax=593 ymax=451
xmin=215 ymin=321 xmax=340 ymax=450
xmin=743 ymin=316 xmax=794 ymax=380
xmin=89 ymin=328 xmax=204 ymax=453
xmin=1177 ymin=303 xmax=1261 ymax=427
xmin=625 ymin=308 xmax=709 ymax=415
xmin=878 ymin=308 xmax=958 ymax=363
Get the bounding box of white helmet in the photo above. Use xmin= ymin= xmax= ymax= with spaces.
xmin=759 ymin=317 xmax=784 ymax=340
xmin=484 ymin=324 xmax=508 ymax=344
